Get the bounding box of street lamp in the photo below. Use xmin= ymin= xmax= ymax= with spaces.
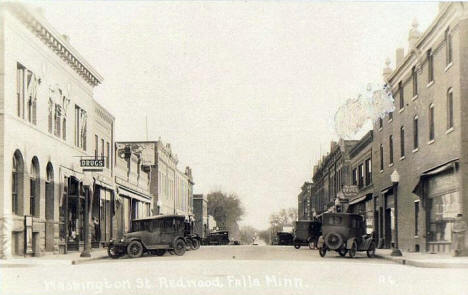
xmin=390 ymin=170 xmax=403 ymax=257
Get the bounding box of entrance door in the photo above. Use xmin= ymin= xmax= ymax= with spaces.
xmin=384 ymin=208 xmax=392 ymax=248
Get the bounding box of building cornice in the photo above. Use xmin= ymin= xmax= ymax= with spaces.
xmin=3 ymin=3 xmax=103 ymax=87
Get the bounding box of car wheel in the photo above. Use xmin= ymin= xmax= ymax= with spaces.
xmin=192 ymin=239 xmax=200 ymax=250
xmin=308 ymin=240 xmax=316 ymax=250
xmin=173 ymin=239 xmax=186 ymax=256
xmin=107 ymin=246 xmax=122 ymax=259
xmin=348 ymin=241 xmax=357 ymax=258
xmin=169 ymin=250 xmax=175 ymax=255
xmin=319 ymin=247 xmax=327 ymax=257
xmin=367 ymin=241 xmax=376 ymax=258
xmin=294 ymin=243 xmax=301 ymax=249
xmin=338 ymin=248 xmax=348 ymax=257
xmin=127 ymin=241 xmax=144 ymax=258
xmin=185 ymin=239 xmax=193 ymax=250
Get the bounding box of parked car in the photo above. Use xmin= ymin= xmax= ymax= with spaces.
xmin=203 ymin=230 xmax=230 ymax=245
xmin=106 ymin=215 xmax=189 ymax=258
xmin=317 ymin=213 xmax=376 ymax=258
xmin=293 ymin=220 xmax=322 ymax=249
xmin=276 ymin=232 xmax=294 ymax=245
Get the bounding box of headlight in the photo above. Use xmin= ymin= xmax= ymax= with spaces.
xmin=120 ymin=238 xmax=125 ymax=242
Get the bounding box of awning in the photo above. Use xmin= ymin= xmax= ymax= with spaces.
xmin=381 ymin=186 xmax=393 ymax=196
xmin=349 ymin=195 xmax=369 ymax=205
xmin=118 ymin=185 xmax=151 ymax=203
xmin=412 ymin=159 xmax=459 ymax=197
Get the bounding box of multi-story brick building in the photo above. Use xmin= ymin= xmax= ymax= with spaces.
xmin=114 ymin=142 xmax=153 ymax=239
xmin=193 ymin=194 xmax=208 ymax=238
xmin=348 ymin=130 xmax=374 ymax=234
xmin=0 ymin=3 xmax=116 ymax=257
xmin=117 ymin=140 xmax=194 ymax=217
xmin=297 ymin=182 xmax=312 ymax=220
xmin=312 ymin=140 xmax=358 ymax=215
xmin=373 ymin=2 xmax=468 ymax=253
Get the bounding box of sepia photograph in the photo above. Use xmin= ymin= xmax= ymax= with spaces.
xmin=0 ymin=0 xmax=468 ymax=294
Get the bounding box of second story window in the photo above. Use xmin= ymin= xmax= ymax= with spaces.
xmin=429 ymin=104 xmax=435 ymax=141
xmin=389 ymin=135 xmax=394 ymax=165
xmin=95 ymin=135 xmax=99 ymax=159
xmin=352 ymin=168 xmax=357 ymax=185
xmin=447 ymin=88 xmax=454 ymax=130
xmin=365 ymin=158 xmax=372 ymax=185
xmin=17 ymin=63 xmax=25 ymax=118
xmin=358 ymin=164 xmax=364 ymax=188
xmin=74 ymin=106 xmax=87 ymax=150
xmin=106 ymin=142 xmax=110 ymax=169
xmin=400 ymin=126 xmax=405 ymax=157
xmin=413 ymin=116 xmax=419 ymax=149
xmin=412 ymin=66 xmax=418 ymax=97
xmin=54 ymin=105 xmax=61 ymax=138
xmin=427 ymin=49 xmax=434 ymax=83
xmin=380 ymin=144 xmax=384 ymax=171
xmin=399 ymin=81 xmax=404 ymax=109
xmin=101 ymin=139 xmax=105 ymax=161
xmin=445 ymin=27 xmax=452 ymax=66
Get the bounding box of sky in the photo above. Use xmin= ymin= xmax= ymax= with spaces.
xmin=30 ymin=1 xmax=438 ymax=230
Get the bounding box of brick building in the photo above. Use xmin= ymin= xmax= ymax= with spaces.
xmin=348 ymin=131 xmax=374 ymax=234
xmin=297 ymin=182 xmax=313 ymax=220
xmin=372 ymin=2 xmax=468 ymax=253
xmin=193 ymin=194 xmax=208 ymax=238
xmin=311 ymin=140 xmax=358 ymax=215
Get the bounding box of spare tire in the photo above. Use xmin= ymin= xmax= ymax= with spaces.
xmin=324 ymin=232 xmax=343 ymax=250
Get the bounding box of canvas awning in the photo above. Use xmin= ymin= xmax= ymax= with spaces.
xmin=117 ymin=185 xmax=151 ymax=203
xmin=412 ymin=159 xmax=459 ymax=198
xmin=349 ymin=194 xmax=372 ymax=205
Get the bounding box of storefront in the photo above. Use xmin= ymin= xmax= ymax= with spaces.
xmin=116 ymin=186 xmax=151 ymax=238
xmin=414 ymin=160 xmax=460 ymax=254
xmin=348 ymin=194 xmax=374 ymax=235
xmin=374 ymin=187 xmax=394 ymax=249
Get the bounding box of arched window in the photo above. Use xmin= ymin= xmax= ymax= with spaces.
xmin=45 ymin=163 xmax=54 ymax=222
xmin=12 ymin=150 xmax=24 ymax=215
xmin=62 ymin=117 xmax=67 ymax=140
xmin=30 ymin=157 xmax=40 ymax=217
xmin=447 ymin=88 xmax=454 ymax=130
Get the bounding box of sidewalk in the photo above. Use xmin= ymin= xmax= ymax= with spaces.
xmin=0 ymin=249 xmax=108 ymax=267
xmin=376 ymin=249 xmax=468 ymax=268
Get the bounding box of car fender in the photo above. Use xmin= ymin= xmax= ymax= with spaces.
xmin=317 ymin=235 xmax=325 ymax=248
xmin=346 ymin=237 xmax=357 ymax=250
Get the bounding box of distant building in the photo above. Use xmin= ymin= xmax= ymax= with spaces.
xmin=116 ymin=140 xmax=194 ymax=217
xmin=193 ymin=194 xmax=208 ymax=238
xmin=297 ymin=182 xmax=313 ymax=220
xmin=312 ymin=140 xmax=358 ymax=214
xmin=114 ymin=143 xmax=153 ymax=238
xmin=348 ymin=130 xmax=374 ymax=234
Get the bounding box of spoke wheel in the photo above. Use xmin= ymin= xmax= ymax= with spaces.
xmin=294 ymin=243 xmax=301 ymax=249
xmin=173 ymin=239 xmax=186 ymax=256
xmin=191 ymin=239 xmax=200 ymax=250
xmin=367 ymin=241 xmax=376 ymax=258
xmin=348 ymin=241 xmax=357 ymax=258
xmin=127 ymin=241 xmax=143 ymax=258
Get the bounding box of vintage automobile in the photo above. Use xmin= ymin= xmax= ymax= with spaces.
xmin=293 ymin=220 xmax=322 ymax=249
xmin=202 ymin=230 xmax=230 ymax=245
xmin=276 ymin=232 xmax=294 ymax=246
xmin=106 ymin=215 xmax=189 ymax=258
xmin=317 ymin=213 xmax=376 ymax=258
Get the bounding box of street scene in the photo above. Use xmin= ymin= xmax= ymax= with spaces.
xmin=1 ymin=1 xmax=468 ymax=294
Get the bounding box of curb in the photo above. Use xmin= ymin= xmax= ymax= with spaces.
xmin=375 ymin=254 xmax=468 ymax=269
xmin=71 ymin=255 xmax=108 ymax=265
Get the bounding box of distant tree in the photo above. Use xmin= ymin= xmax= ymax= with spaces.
xmin=239 ymin=226 xmax=257 ymax=245
xmin=258 ymin=229 xmax=271 ymax=245
xmin=207 ymin=191 xmax=244 ymax=235
xmin=269 ymin=207 xmax=297 ymax=233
